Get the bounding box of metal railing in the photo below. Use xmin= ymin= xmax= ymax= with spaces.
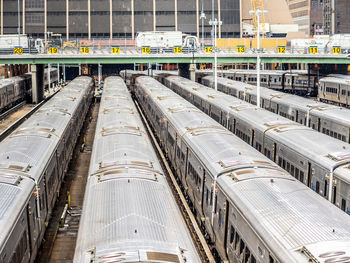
xmin=2 ymin=38 xmax=349 ymax=56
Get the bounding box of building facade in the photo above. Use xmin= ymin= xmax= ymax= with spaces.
xmin=0 ymin=0 xmax=240 ymax=40
xmin=286 ymin=0 xmax=323 ymax=36
xmin=323 ymin=0 xmax=350 ymax=34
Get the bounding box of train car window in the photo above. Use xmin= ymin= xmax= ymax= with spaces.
xmin=251 ymin=256 xmax=257 ymax=263
xmin=244 ymin=247 xmax=251 ymax=263
xmin=333 ymin=186 xmax=337 ymax=204
xmin=10 ymin=231 xmax=28 ymax=263
xmin=342 ymin=135 xmax=346 ymax=142
xmin=338 ymin=134 xmax=342 ymax=140
xmin=316 ymin=181 xmax=320 ymax=193
xmin=206 ymin=188 xmax=209 ymax=205
xmin=214 ymin=196 xmax=218 ymax=213
xmin=210 ymin=190 xmax=213 ymax=206
xmin=234 ymin=232 xmax=240 ymax=250
xmin=330 ymin=131 xmax=334 ymax=137
xmin=286 ymin=162 xmax=290 ymax=172
xmin=295 ymin=168 xmax=299 ymax=180
xmin=278 ymin=157 xmax=282 ymax=166
xmin=341 ymin=199 xmax=346 ymax=211
xmin=176 ymin=145 xmax=181 ymax=159
xmin=300 ymin=171 xmax=304 ymax=183
xmin=239 ymin=239 xmax=245 ymax=256
xmin=291 ymin=165 xmax=295 ymax=176
xmin=324 ymin=180 xmax=328 ymax=197
xmin=230 ymin=225 xmax=235 ymax=244
xmin=282 ymin=159 xmax=286 ymax=169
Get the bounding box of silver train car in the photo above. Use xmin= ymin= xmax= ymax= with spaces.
xmin=162 ymin=75 xmax=350 ymax=213
xmin=319 ymin=74 xmax=350 ymax=106
xmin=74 ymin=77 xmax=201 ymax=263
xmin=202 ymin=76 xmax=350 ymax=144
xmin=0 ymin=75 xmax=31 ymax=112
xmin=0 ymin=68 xmax=59 ymax=113
xmin=196 ymin=69 xmax=318 ymax=95
xmin=0 ymin=76 xmax=94 ymax=263
xmin=134 ymin=76 xmax=350 ymax=263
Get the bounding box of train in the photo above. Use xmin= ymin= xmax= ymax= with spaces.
xmin=134 ymin=75 xmax=350 ymax=263
xmin=0 ymin=68 xmax=58 ymax=113
xmin=200 ymin=75 xmax=350 ymax=145
xmin=197 ymin=69 xmax=350 ymax=107
xmin=74 ymin=76 xmax=201 ymax=262
xmin=318 ymin=74 xmax=350 ymax=106
xmin=160 ymin=75 xmax=350 ymax=214
xmin=196 ymin=69 xmax=319 ymax=96
xmin=0 ymin=76 xmax=94 ymax=263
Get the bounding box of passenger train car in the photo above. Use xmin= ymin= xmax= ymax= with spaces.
xmin=0 ymin=68 xmax=59 ymax=113
xmin=196 ymin=69 xmax=319 ymax=96
xmin=197 ymin=69 xmax=350 ymax=106
xmin=319 ymin=74 xmax=350 ymax=106
xmin=74 ymin=77 xmax=201 ymax=263
xmin=0 ymin=76 xmax=94 ymax=263
xmin=202 ymin=76 xmax=350 ymax=144
xmin=162 ymin=75 xmax=350 ymax=213
xmin=134 ymin=76 xmax=350 ymax=263
xmin=0 ymin=75 xmax=31 ymax=112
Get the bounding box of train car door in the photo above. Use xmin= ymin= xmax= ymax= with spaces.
xmin=201 ymin=169 xmax=206 ymax=215
xmin=273 ymin=142 xmax=277 ymax=162
xmin=307 ymin=162 xmax=312 ymax=188
xmin=250 ymin=129 xmax=255 ymax=147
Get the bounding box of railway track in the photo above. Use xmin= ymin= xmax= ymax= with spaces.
xmin=0 ymin=101 xmax=26 ymax=121
xmin=133 ymin=98 xmax=216 ymax=263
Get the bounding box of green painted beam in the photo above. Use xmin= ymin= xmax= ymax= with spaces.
xmin=0 ymin=54 xmax=349 ymax=64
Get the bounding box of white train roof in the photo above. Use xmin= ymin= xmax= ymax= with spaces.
xmin=74 ymin=76 xmax=201 ymax=263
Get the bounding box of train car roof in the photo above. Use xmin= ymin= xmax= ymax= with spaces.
xmin=168 ymin=75 xmax=350 ymax=184
xmin=0 ymin=174 xmax=35 ymax=253
xmin=204 ymin=76 xmax=350 ymax=127
xmin=74 ymin=76 xmax=201 ymax=263
xmin=219 ymin=172 xmax=350 ymax=262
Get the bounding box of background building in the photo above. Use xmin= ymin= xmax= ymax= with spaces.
xmin=323 ymin=0 xmax=350 ymax=34
xmin=0 ymin=0 xmax=240 ymax=39
xmin=286 ymin=0 xmax=323 ymax=37
xmin=241 ymin=0 xmax=299 ymax=38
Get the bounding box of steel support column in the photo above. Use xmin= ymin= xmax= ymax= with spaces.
xmin=31 ymin=64 xmax=45 ymax=103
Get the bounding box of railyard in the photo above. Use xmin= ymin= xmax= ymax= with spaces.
xmin=1 ymin=0 xmax=350 ymax=260
xmin=2 ymin=34 xmax=350 ymax=263
xmin=1 ymin=55 xmax=350 ymax=263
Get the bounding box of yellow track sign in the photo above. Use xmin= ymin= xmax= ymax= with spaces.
xmin=111 ymin=46 xmax=120 ymax=54
xmin=277 ymin=46 xmax=286 ymax=53
xmin=80 ymin=46 xmax=90 ymax=54
xmin=332 ymin=46 xmax=341 ymax=54
xmin=142 ymin=46 xmax=151 ymax=54
xmin=48 ymin=46 xmax=58 ymax=54
xmin=309 ymin=46 xmax=318 ymax=54
xmin=237 ymin=45 xmax=245 ymax=53
xmin=205 ymin=45 xmax=213 ymax=53
xmin=14 ymin=47 xmax=23 ymax=55
xmin=173 ymin=46 xmax=182 ymax=53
